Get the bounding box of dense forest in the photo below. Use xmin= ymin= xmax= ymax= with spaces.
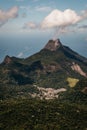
xmin=0 ymin=98 xmax=87 ymax=130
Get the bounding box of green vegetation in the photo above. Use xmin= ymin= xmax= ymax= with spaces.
xmin=0 ymin=99 xmax=87 ymax=130
xmin=0 ymin=43 xmax=87 ymax=89
xmin=75 ymin=79 xmax=87 ymax=91
xmin=0 ymin=84 xmax=39 ymax=100
xmin=0 ymin=40 xmax=87 ymax=130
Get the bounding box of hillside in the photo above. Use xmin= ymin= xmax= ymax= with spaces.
xmin=0 ymin=99 xmax=87 ymax=130
xmin=0 ymin=39 xmax=87 ymax=100
xmin=0 ymin=39 xmax=87 ymax=130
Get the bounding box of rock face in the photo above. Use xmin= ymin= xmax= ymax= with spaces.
xmin=31 ymin=87 xmax=66 ymax=100
xmin=44 ymin=39 xmax=62 ymax=51
xmin=71 ymin=62 xmax=87 ymax=77
xmin=3 ymin=55 xmax=12 ymax=64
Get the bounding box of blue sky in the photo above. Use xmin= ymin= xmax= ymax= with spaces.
xmin=0 ymin=0 xmax=87 ymax=62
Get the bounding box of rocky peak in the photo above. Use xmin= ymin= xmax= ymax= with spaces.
xmin=3 ymin=55 xmax=12 ymax=64
xmin=44 ymin=39 xmax=62 ymax=51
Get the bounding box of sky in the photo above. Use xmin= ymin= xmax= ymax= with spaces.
xmin=0 ymin=0 xmax=87 ymax=62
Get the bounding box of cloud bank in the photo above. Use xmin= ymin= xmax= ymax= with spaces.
xmin=0 ymin=6 xmax=18 ymax=27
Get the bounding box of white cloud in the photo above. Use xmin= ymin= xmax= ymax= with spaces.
xmin=23 ymin=8 xmax=87 ymax=36
xmin=17 ymin=46 xmax=31 ymax=58
xmin=20 ymin=6 xmax=30 ymax=10
xmin=81 ymin=10 xmax=87 ymax=19
xmin=79 ymin=25 xmax=87 ymax=29
xmin=77 ymin=24 xmax=87 ymax=33
xmin=41 ymin=9 xmax=82 ymax=29
xmin=0 ymin=6 xmax=18 ymax=27
xmin=17 ymin=52 xmax=24 ymax=58
xmin=35 ymin=6 xmax=52 ymax=12
xmin=23 ymin=22 xmax=37 ymax=29
xmin=22 ymin=13 xmax=27 ymax=18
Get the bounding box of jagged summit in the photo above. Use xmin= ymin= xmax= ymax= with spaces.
xmin=3 ymin=55 xmax=12 ymax=64
xmin=44 ymin=39 xmax=62 ymax=51
xmin=3 ymin=55 xmax=22 ymax=65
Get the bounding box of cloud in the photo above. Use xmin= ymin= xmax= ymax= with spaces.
xmin=22 ymin=13 xmax=27 ymax=18
xmin=23 ymin=22 xmax=37 ymax=29
xmin=0 ymin=6 xmax=18 ymax=27
xmin=41 ymin=9 xmax=82 ymax=29
xmin=17 ymin=52 xmax=24 ymax=58
xmin=20 ymin=6 xmax=30 ymax=10
xmin=17 ymin=46 xmax=31 ymax=58
xmin=35 ymin=6 xmax=52 ymax=12
xmin=82 ymin=10 xmax=87 ymax=19
xmin=79 ymin=25 xmax=87 ymax=29
xmin=77 ymin=24 xmax=87 ymax=32
xmin=23 ymin=8 xmax=87 ymax=36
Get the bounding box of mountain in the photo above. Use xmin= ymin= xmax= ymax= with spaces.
xmin=44 ymin=39 xmax=62 ymax=51
xmin=0 ymin=39 xmax=87 ymax=100
xmin=0 ymin=38 xmax=87 ymax=130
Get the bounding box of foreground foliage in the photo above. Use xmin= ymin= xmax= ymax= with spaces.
xmin=0 ymin=99 xmax=87 ymax=130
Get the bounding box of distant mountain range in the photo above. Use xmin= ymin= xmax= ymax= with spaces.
xmin=0 ymin=39 xmax=87 ymax=100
